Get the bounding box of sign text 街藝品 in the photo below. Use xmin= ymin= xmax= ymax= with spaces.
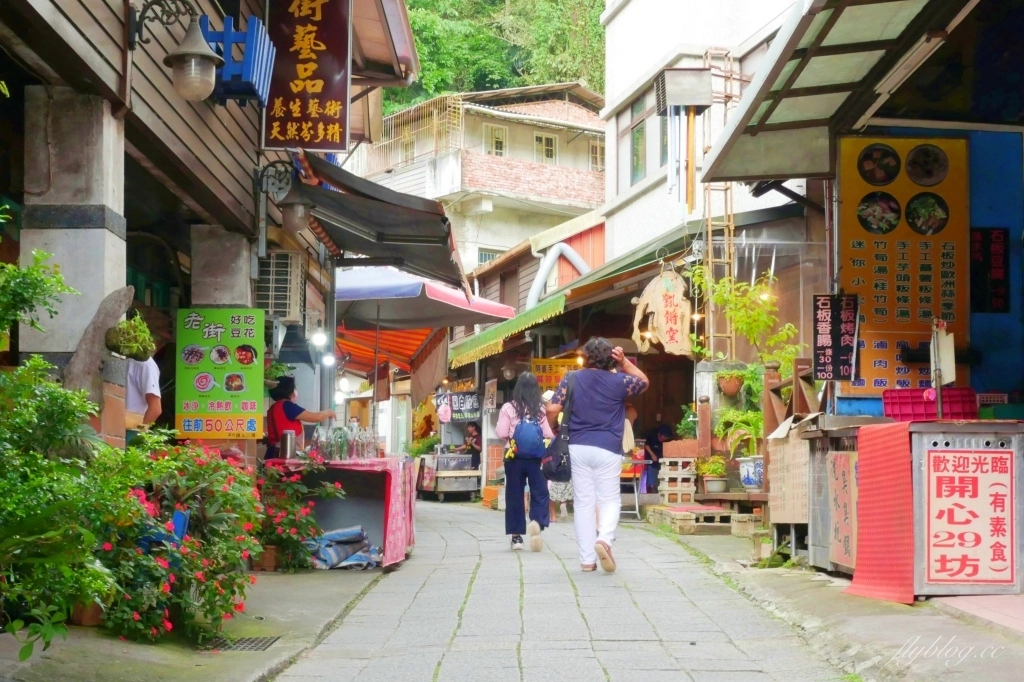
xmin=263 ymin=0 xmax=351 ymax=151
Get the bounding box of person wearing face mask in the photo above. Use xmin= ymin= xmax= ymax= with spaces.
xmin=265 ymin=376 xmax=334 ymax=459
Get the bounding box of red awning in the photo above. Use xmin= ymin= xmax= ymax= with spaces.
xmin=335 ymin=327 xmax=434 ymax=373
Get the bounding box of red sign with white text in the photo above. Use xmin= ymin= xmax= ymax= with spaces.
xmin=926 ymin=449 xmax=1015 ymax=585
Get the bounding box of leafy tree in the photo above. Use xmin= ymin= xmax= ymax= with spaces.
xmin=385 ymin=0 xmax=521 ymax=114
xmin=384 ymin=0 xmax=605 ymax=114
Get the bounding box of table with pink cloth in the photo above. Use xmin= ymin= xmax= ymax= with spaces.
xmin=267 ymin=457 xmax=416 ymax=567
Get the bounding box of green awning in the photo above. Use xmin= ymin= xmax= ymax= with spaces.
xmin=449 ymin=294 xmax=566 ymax=368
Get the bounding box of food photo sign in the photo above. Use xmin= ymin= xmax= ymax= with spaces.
xmin=175 ymin=309 xmax=265 ymax=439
xmin=838 ymin=137 xmax=969 ymax=396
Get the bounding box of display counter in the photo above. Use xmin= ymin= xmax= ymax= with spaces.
xmin=266 ymin=456 xmax=415 ymax=568
xmin=417 ymin=452 xmax=479 ymax=501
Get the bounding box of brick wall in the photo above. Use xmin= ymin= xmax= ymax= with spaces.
xmin=461 ymin=151 xmax=604 ymax=208
xmin=496 ymin=101 xmax=600 ymax=127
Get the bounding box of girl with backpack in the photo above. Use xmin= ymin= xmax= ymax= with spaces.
xmin=497 ymin=372 xmax=555 ymax=551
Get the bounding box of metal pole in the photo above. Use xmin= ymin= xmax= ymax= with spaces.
xmin=371 ymin=300 xmax=381 ymax=435
xmin=686 ymin=105 xmax=697 ymax=212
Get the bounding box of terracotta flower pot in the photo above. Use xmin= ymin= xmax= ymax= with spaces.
xmin=70 ymin=601 xmax=104 ymax=627
xmin=255 ymin=544 xmax=279 ymax=572
xmin=717 ymin=375 xmax=744 ymax=397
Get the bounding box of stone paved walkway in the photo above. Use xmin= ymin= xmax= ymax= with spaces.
xmin=276 ymin=502 xmax=845 ymax=682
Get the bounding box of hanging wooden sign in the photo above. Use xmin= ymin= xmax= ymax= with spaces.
xmin=631 ymin=271 xmax=693 ymax=356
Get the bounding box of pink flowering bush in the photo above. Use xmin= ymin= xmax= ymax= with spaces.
xmin=258 ymin=453 xmax=345 ymax=569
xmin=88 ymin=432 xmax=262 ymax=643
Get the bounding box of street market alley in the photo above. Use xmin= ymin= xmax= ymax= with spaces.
xmin=275 ymin=502 xmax=844 ymax=682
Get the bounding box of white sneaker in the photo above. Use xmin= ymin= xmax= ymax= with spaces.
xmin=527 ymin=520 xmax=543 ymax=552
xmin=511 ymin=535 xmax=524 ymax=550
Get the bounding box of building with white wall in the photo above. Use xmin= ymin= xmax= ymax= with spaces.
xmin=352 ymin=84 xmax=606 ymax=274
xmin=600 ymin=0 xmax=808 ymax=258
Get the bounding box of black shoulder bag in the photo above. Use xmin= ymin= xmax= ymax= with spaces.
xmin=541 ymin=373 xmax=576 ymax=482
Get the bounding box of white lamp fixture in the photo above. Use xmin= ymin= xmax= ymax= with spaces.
xmin=277 ymin=181 xmax=316 ymax=236
xmin=501 ymin=358 xmax=518 ymax=381
xmin=128 ymin=1 xmax=224 ymax=102
xmin=321 ymin=354 xmax=336 ymax=367
xmin=310 ymin=325 xmax=327 ymax=348
xmin=334 ymin=390 xmax=344 ymax=404
xmin=339 ymin=377 xmax=350 ymax=392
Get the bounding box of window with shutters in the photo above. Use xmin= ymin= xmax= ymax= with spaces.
xmin=484 ymin=124 xmax=507 ymax=157
xmin=534 ymin=133 xmax=557 ymax=165
xmin=590 ymin=139 xmax=605 ymax=172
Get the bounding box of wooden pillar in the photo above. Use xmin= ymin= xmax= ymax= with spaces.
xmin=697 ymin=395 xmax=712 ymax=458
xmin=762 ymin=361 xmax=782 ymax=498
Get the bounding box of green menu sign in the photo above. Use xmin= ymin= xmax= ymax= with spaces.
xmin=175 ymin=308 xmax=264 ymax=439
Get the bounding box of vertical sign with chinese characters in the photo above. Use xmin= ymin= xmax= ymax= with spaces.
xmin=838 ymin=137 xmax=969 ymax=396
xmin=970 ymin=228 xmax=1011 ymax=314
xmin=829 ymin=451 xmax=859 ymax=568
xmin=926 ymin=450 xmax=1015 ymax=585
xmin=530 ymin=359 xmax=580 ymax=392
xmin=176 ymin=309 xmax=265 ymax=439
xmin=813 ymin=295 xmax=859 ymax=381
xmin=263 ymin=0 xmax=352 ymax=151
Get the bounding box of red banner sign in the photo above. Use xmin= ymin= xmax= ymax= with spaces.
xmin=926 ymin=449 xmax=1015 ymax=585
xmin=263 ymin=0 xmax=351 ymax=151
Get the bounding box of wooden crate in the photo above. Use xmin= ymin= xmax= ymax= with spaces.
xmin=665 ymin=509 xmax=733 ymax=535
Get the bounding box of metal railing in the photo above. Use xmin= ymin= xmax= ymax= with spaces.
xmin=365 ymin=95 xmax=464 ymax=176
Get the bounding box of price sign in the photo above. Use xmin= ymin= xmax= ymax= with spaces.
xmin=813 ymin=295 xmax=859 ymax=381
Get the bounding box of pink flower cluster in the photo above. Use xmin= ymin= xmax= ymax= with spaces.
xmin=129 ymin=488 xmax=158 ymax=517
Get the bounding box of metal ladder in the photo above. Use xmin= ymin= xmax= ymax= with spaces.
xmin=701 ymin=48 xmax=742 ymax=360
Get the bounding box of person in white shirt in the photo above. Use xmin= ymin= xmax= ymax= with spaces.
xmin=127 ymin=357 xmax=162 ymax=428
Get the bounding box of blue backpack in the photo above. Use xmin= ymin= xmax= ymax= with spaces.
xmin=512 ymin=415 xmax=546 ymax=458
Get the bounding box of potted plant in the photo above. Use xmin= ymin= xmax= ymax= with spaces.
xmin=104 ymin=315 xmax=155 ymax=361
xmin=715 ymin=408 xmax=765 ymax=491
xmin=686 ymin=265 xmax=802 ymax=384
xmin=715 ymin=369 xmax=745 ymax=398
xmin=695 ymin=455 xmax=728 ymax=493
xmin=666 ymin=404 xmax=699 ymax=458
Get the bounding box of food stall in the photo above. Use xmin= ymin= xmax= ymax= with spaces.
xmin=418 ymin=390 xmax=482 ymax=501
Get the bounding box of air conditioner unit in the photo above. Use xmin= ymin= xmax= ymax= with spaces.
xmin=256 ymin=250 xmax=304 ymax=324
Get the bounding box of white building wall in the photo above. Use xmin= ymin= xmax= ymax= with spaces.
xmin=602 ymin=0 xmax=793 ymax=99
xmin=601 ymin=0 xmax=804 ymax=260
xmin=449 ymin=206 xmax=568 ymax=270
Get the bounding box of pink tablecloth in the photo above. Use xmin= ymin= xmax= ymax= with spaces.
xmin=267 ymin=457 xmax=415 ymax=567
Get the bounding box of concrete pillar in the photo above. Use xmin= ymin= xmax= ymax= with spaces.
xmin=20 ymin=86 xmax=126 ymax=445
xmin=190 ymin=224 xmax=258 ymax=464
xmin=190 ymin=225 xmax=253 ymax=307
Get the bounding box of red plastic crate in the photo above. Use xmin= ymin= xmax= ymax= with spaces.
xmin=882 ymin=388 xmax=977 ymax=422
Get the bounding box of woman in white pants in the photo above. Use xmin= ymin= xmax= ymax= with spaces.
xmin=546 ymin=338 xmax=649 ymax=573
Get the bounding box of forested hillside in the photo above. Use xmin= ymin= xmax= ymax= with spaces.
xmin=385 ymin=0 xmax=605 ymax=114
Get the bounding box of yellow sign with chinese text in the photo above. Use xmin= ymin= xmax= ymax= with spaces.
xmin=838 ymin=136 xmax=969 ymax=396
xmin=530 ymin=358 xmax=579 ymax=392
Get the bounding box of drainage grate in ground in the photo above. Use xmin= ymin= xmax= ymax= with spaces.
xmin=201 ymin=636 xmax=280 ymax=652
